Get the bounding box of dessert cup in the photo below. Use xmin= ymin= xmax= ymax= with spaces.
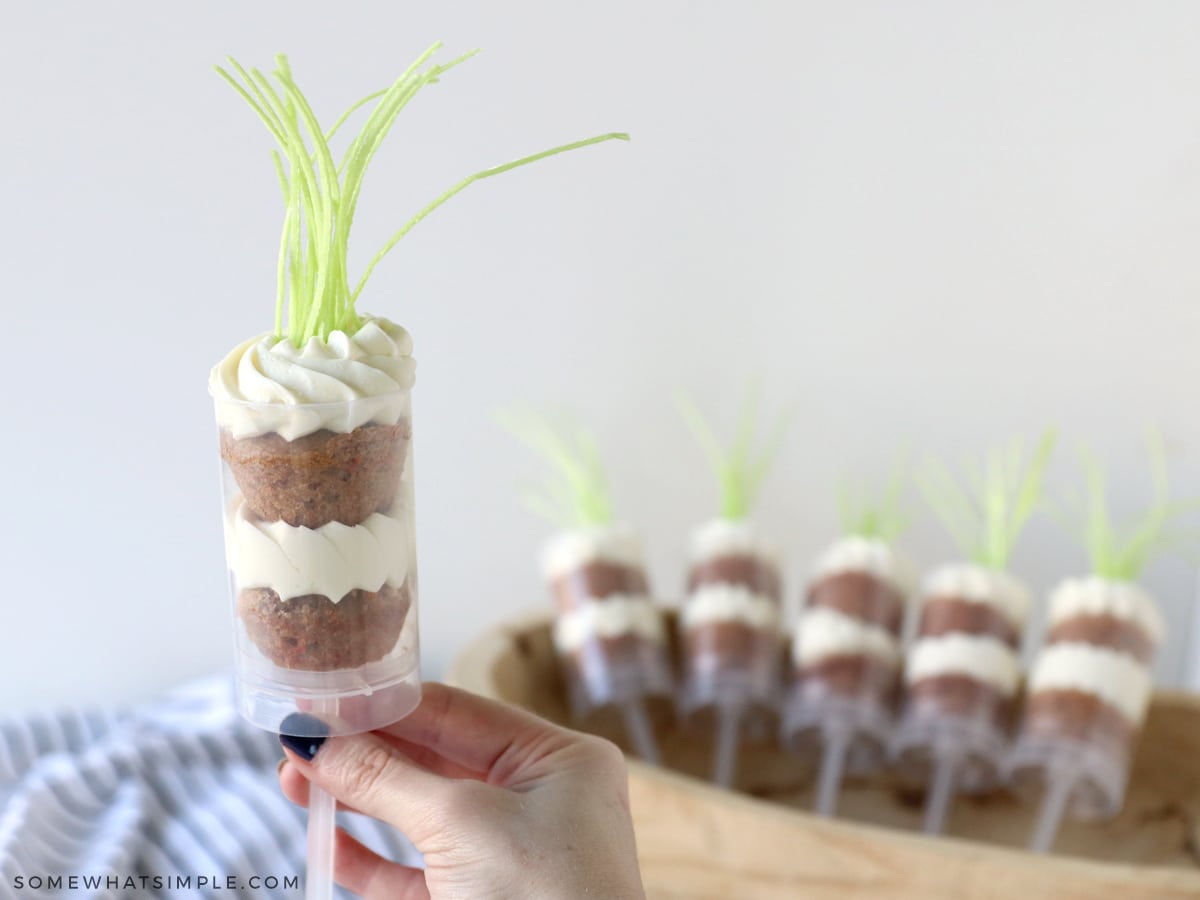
xmin=215 ymin=393 xmax=420 ymax=735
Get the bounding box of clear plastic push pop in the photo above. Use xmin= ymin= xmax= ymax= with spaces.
xmin=502 ymin=410 xmax=673 ymax=763
xmin=1008 ymin=444 xmax=1179 ymax=853
xmin=892 ymin=434 xmax=1053 ymax=835
xmin=783 ymin=479 xmax=914 ymax=817
xmin=677 ymin=394 xmax=789 ymax=787
xmin=212 ymin=44 xmax=629 ymax=900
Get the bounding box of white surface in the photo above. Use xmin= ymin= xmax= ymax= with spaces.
xmin=552 ymin=597 xmax=665 ymax=652
xmin=3 ymin=1 xmax=1200 ymax=714
xmin=905 ymin=633 xmax=1022 ymax=697
xmin=792 ymin=606 xmax=901 ymax=668
xmin=681 ymin=584 xmax=780 ymax=631
xmin=1030 ymin=641 xmax=1154 ymax=724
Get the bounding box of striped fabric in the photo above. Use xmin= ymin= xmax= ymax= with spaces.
xmin=0 ymin=676 xmax=419 ymax=899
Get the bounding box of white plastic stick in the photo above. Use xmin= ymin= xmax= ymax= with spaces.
xmin=305 ymin=698 xmax=338 ymax=900
xmin=619 ymin=699 xmax=659 ymax=765
xmin=923 ymin=752 xmax=958 ymax=835
xmin=1030 ymin=770 xmax=1074 ymax=854
xmin=712 ymin=702 xmax=741 ymax=788
xmin=814 ymin=726 xmax=851 ymax=818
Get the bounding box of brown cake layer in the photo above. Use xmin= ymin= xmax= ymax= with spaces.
xmin=1023 ymin=688 xmax=1135 ymax=752
xmin=238 ymin=581 xmax=411 ymax=671
xmin=683 ymin=621 xmax=782 ymax=679
xmin=905 ymin=674 xmax=1014 ymax=731
xmin=807 ymin=571 xmax=905 ymax=634
xmin=917 ymin=597 xmax=1020 ymax=648
xmin=794 ymin=653 xmax=900 ymax=706
xmin=1046 ymin=615 xmax=1155 ymax=665
xmin=550 ymin=561 xmax=649 ymax=611
xmin=688 ymin=554 xmax=781 ymax=600
xmin=221 ymin=422 xmax=409 ymax=529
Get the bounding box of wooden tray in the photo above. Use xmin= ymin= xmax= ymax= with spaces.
xmin=447 ymin=609 xmax=1200 ymax=899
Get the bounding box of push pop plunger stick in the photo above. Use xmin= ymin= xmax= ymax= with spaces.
xmin=783 ymin=477 xmax=915 ymax=817
xmin=1009 ymin=445 xmax=1183 ymax=853
xmin=892 ymin=433 xmax=1054 ymax=835
xmin=501 ymin=411 xmax=673 ymax=763
xmin=677 ymin=395 xmax=789 ymax=787
xmin=210 ymin=46 xmax=627 ymax=898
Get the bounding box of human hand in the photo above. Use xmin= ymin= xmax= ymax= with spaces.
xmin=277 ymin=683 xmax=646 ymax=899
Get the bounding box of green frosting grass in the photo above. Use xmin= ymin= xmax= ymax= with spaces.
xmin=497 ymin=408 xmax=613 ymax=529
xmin=215 ymin=44 xmax=629 ymax=346
xmin=677 ymin=390 xmax=790 ymax=521
xmin=918 ymin=431 xmax=1056 ymax=569
xmin=837 ymin=468 xmax=907 ymax=543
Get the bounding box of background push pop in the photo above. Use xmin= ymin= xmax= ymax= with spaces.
xmin=783 ymin=476 xmax=915 ymax=817
xmin=501 ymin=410 xmax=673 ymax=763
xmin=1010 ymin=443 xmax=1185 ymax=853
xmin=211 ymin=45 xmax=627 ymax=900
xmin=676 ymin=393 xmax=789 ymax=787
xmin=891 ymin=433 xmax=1054 ymax=835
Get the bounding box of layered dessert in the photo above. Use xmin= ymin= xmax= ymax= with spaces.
xmin=544 ymin=525 xmax=672 ymax=717
xmin=680 ymin=518 xmax=784 ymax=713
xmin=215 ymin=319 xmax=417 ymax=672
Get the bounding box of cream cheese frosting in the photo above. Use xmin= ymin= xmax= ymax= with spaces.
xmin=810 ymin=535 xmax=917 ymax=597
xmin=904 ymin=633 xmax=1021 ymax=696
xmin=541 ymin=524 xmax=644 ymax=581
xmin=1030 ymin=642 xmax=1153 ymax=725
xmin=210 ymin=317 xmax=416 ymax=440
xmin=681 ymin=584 xmax=779 ymax=631
xmin=552 ymin=596 xmax=665 ymax=652
xmin=921 ymin=563 xmax=1032 ymax=630
xmin=688 ymin=518 xmax=779 ymax=566
xmin=792 ymin=606 xmax=901 ymax=668
xmin=224 ymin=495 xmax=408 ymax=601
xmin=1047 ymin=577 xmax=1164 ymax=645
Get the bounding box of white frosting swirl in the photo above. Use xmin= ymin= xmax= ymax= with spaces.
xmin=681 ymin=585 xmax=779 ymax=631
xmin=792 ymin=606 xmax=901 ymax=668
xmin=224 ymin=496 xmax=409 ymax=602
xmin=904 ymin=633 xmax=1021 ymax=696
xmin=1048 ymin=576 xmax=1164 ymax=645
xmin=810 ymin=535 xmax=917 ymax=597
xmin=210 ymin=317 xmax=416 ymax=440
xmin=1030 ymin=642 xmax=1153 ymax=725
xmin=921 ymin=563 xmax=1032 ymax=630
xmin=688 ymin=518 xmax=779 ymax=566
xmin=552 ymin=596 xmax=665 ymax=652
xmin=541 ymin=524 xmax=644 ymax=581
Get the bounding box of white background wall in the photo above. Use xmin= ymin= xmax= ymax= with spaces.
xmin=3 ymin=1 xmax=1200 ymax=715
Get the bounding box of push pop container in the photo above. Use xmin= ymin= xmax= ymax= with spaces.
xmin=543 ymin=525 xmax=673 ymax=763
xmin=679 ymin=518 xmax=785 ymax=786
xmin=215 ymin=393 xmax=421 ymax=736
xmin=1009 ymin=577 xmax=1163 ymax=852
xmin=783 ymin=535 xmax=914 ymax=817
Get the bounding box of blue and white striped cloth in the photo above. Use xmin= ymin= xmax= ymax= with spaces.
xmin=0 ymin=676 xmax=418 ymax=899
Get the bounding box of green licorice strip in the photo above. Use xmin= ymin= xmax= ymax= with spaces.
xmin=677 ymin=390 xmax=790 ymax=522
xmin=918 ymin=431 xmax=1055 ymax=569
xmin=216 ymin=43 xmax=628 ymax=346
xmin=498 ymin=409 xmax=614 ymax=529
xmin=1076 ymin=437 xmax=1196 ymax=581
xmin=837 ymin=466 xmax=907 ymax=543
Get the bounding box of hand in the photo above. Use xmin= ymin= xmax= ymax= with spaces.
xmin=277 ymin=683 xmax=646 ymax=899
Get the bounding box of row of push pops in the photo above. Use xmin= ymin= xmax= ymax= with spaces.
xmin=539 ymin=519 xmax=1161 ymax=854
xmin=504 ymin=417 xmax=1180 ymax=855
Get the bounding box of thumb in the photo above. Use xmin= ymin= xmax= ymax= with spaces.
xmin=279 ymin=712 xmax=474 ymax=841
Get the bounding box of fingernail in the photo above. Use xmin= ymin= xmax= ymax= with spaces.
xmin=278 ymin=712 xmax=329 ymax=762
xmin=276 ymin=757 xmax=288 ymax=775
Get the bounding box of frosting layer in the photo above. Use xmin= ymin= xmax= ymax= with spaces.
xmin=1029 ymin=642 xmax=1153 ymax=725
xmin=689 ymin=518 xmax=778 ymax=566
xmin=921 ymin=563 xmax=1031 ymax=630
xmin=682 ymin=585 xmax=779 ymax=631
xmin=553 ymin=596 xmax=665 ymax=652
xmin=1048 ymin=577 xmax=1164 ymax=645
xmin=211 ymin=317 xmax=416 ymax=440
xmin=810 ymin=535 xmax=916 ymax=596
xmin=792 ymin=606 xmax=901 ymax=667
xmin=225 ymin=496 xmax=408 ymax=602
xmin=905 ymin=633 xmax=1020 ymax=696
xmin=541 ymin=524 xmax=644 ymax=581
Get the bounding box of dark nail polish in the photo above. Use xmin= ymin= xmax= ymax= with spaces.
xmin=278 ymin=712 xmax=329 ymax=762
